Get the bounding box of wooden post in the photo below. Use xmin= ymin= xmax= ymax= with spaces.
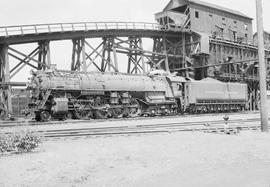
xmin=112 ymin=39 xmax=119 ymax=72
xmin=163 ymin=36 xmax=169 ymax=72
xmin=139 ymin=38 xmax=146 ymax=74
xmin=0 ymin=45 xmax=12 ymax=116
xmin=256 ymin=0 xmax=269 ymax=132
xmin=81 ymin=39 xmax=87 ymax=72
xmin=46 ymin=41 xmax=51 ymax=68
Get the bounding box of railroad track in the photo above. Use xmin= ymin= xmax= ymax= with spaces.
xmin=0 ymin=111 xmax=260 ymax=127
xmin=41 ymin=118 xmax=261 ymax=138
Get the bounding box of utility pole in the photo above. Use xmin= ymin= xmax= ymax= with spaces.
xmin=256 ymin=0 xmax=269 ymax=132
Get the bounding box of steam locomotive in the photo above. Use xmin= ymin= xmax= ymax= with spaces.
xmin=26 ymin=69 xmax=248 ymax=121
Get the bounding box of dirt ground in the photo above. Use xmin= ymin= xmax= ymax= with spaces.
xmin=1 ymin=131 xmax=270 ymax=187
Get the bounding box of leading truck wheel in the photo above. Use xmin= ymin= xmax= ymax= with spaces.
xmin=40 ymin=111 xmax=52 ymax=122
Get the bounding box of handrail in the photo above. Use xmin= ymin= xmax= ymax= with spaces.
xmin=0 ymin=22 xmax=183 ymax=37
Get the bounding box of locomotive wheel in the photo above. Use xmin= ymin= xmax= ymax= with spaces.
xmin=191 ymin=106 xmax=198 ymax=114
xmin=40 ymin=111 xmax=52 ymax=122
xmin=128 ymin=99 xmax=141 ymax=118
xmin=66 ymin=111 xmax=74 ymax=119
xmin=93 ymin=97 xmax=110 ymax=119
xmin=74 ymin=109 xmax=91 ymax=120
xmin=57 ymin=114 xmax=67 ymax=121
xmin=94 ymin=110 xmax=108 ymax=119
xmin=35 ymin=113 xmax=41 ymax=122
xmin=111 ymin=108 xmax=124 ymax=118
xmin=122 ymin=107 xmax=130 ymax=118
xmin=201 ymin=106 xmax=207 ymax=114
xmin=150 ymin=109 xmax=157 ymax=117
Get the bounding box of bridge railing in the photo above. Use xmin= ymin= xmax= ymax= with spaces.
xmin=0 ymin=22 xmax=178 ymax=37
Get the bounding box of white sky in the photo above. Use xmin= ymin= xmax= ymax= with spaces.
xmin=0 ymin=0 xmax=269 ymax=31
xmin=0 ymin=0 xmax=269 ymax=81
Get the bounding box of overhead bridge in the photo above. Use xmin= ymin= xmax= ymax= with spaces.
xmin=0 ymin=21 xmax=202 ymax=74
xmin=0 ymin=22 xmax=192 ymax=44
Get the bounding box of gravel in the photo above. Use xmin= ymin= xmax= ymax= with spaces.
xmin=1 ymin=131 xmax=270 ymax=187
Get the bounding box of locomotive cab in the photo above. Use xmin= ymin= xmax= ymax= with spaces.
xmin=166 ymin=75 xmax=186 ymax=112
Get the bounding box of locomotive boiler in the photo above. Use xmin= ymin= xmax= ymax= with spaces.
xmin=26 ymin=69 xmax=248 ymax=121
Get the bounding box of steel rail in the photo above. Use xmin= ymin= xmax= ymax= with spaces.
xmin=0 ymin=111 xmax=259 ymax=128
xmin=39 ymin=118 xmax=257 ymax=134
xmin=1 ymin=115 xmax=262 ymax=139
xmin=42 ymin=119 xmax=261 ymax=138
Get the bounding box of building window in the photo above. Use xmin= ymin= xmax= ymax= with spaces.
xmin=220 ymin=28 xmax=224 ymax=38
xmin=245 ymin=34 xmax=248 ymax=43
xmin=195 ymin=11 xmax=199 ymax=18
xmin=233 ymin=31 xmax=237 ymax=41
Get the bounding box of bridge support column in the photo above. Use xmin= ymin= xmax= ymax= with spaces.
xmin=247 ymin=81 xmax=259 ymax=111
xmin=152 ymin=37 xmax=163 ymax=69
xmin=106 ymin=38 xmax=119 ymax=72
xmin=38 ymin=41 xmax=51 ymax=70
xmin=162 ymin=36 xmax=169 ymax=72
xmin=127 ymin=37 xmax=146 ymax=74
xmin=0 ymin=45 xmax=12 ymax=117
xmin=81 ymin=39 xmax=87 ymax=72
xmin=139 ymin=39 xmax=146 ymax=73
xmin=71 ymin=39 xmax=85 ymax=71
xmin=71 ymin=39 xmax=89 ymax=72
